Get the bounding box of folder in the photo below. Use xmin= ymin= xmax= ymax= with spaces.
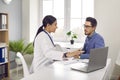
xmin=0 ymin=47 xmax=5 ymax=63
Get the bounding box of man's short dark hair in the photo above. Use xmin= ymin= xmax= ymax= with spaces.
xmin=86 ymin=17 xmax=97 ymax=27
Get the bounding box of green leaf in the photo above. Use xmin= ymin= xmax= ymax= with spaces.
xmin=9 ymin=39 xmax=34 ymax=55
xmin=22 ymin=43 xmax=33 ymax=55
xmin=66 ymin=31 xmax=78 ymax=40
xmin=66 ymin=31 xmax=71 ymax=36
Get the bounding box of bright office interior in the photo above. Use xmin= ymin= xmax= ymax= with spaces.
xmin=0 ymin=0 xmax=120 ymax=80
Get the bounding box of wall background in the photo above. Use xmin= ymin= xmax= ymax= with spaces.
xmin=0 ymin=0 xmax=22 ymax=40
xmin=95 ymin=0 xmax=120 ymax=76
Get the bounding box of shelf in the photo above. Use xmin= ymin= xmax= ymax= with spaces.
xmin=0 ymin=13 xmax=9 ymax=79
xmin=0 ymin=61 xmax=8 ymax=65
xmin=0 ymin=29 xmax=8 ymax=31
xmin=0 ymin=43 xmax=7 ymax=48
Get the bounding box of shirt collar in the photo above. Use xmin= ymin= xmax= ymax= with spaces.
xmin=87 ymin=32 xmax=96 ymax=39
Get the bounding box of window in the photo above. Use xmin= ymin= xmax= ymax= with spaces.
xmin=40 ymin=0 xmax=94 ymax=42
xmin=43 ymin=0 xmax=64 ymax=29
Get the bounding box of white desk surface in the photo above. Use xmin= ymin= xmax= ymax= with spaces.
xmin=21 ymin=59 xmax=111 ymax=80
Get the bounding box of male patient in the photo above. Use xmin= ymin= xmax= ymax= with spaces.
xmin=80 ymin=17 xmax=105 ymax=59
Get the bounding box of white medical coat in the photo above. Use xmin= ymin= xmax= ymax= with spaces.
xmin=32 ymin=31 xmax=65 ymax=72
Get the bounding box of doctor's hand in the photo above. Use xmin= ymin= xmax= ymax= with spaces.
xmin=73 ymin=50 xmax=85 ymax=59
xmin=65 ymin=50 xmax=84 ymax=58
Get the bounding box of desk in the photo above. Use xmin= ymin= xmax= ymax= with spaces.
xmin=21 ymin=59 xmax=111 ymax=80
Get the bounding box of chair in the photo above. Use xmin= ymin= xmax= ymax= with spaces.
xmin=115 ymin=51 xmax=120 ymax=80
xmin=116 ymin=51 xmax=120 ymax=66
xmin=118 ymin=76 xmax=120 ymax=80
xmin=16 ymin=52 xmax=30 ymax=77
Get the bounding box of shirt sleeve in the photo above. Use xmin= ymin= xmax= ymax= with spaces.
xmin=80 ymin=53 xmax=90 ymax=59
xmin=95 ymin=36 xmax=105 ymax=48
xmin=80 ymin=33 xmax=105 ymax=59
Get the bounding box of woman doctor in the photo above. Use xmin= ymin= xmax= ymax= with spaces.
xmin=32 ymin=15 xmax=83 ymax=72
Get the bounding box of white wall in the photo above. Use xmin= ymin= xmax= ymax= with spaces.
xmin=0 ymin=0 xmax=22 ymax=40
xmin=95 ymin=0 xmax=120 ymax=77
xmin=22 ymin=0 xmax=30 ymax=42
xmin=22 ymin=0 xmax=40 ymax=42
xmin=30 ymin=0 xmax=40 ymax=42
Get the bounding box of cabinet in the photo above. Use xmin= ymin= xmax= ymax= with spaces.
xmin=0 ymin=13 xmax=9 ymax=80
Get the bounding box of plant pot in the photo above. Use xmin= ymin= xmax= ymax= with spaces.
xmin=70 ymin=40 xmax=74 ymax=45
xmin=9 ymin=51 xmax=17 ymax=69
xmin=15 ymin=57 xmax=22 ymax=65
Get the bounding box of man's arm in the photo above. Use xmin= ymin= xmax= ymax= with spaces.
xmin=95 ymin=37 xmax=105 ymax=48
xmin=80 ymin=34 xmax=105 ymax=59
xmin=80 ymin=53 xmax=90 ymax=59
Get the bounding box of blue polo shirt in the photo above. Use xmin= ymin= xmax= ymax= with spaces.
xmin=80 ymin=32 xmax=105 ymax=59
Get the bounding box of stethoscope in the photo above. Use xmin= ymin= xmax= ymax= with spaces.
xmin=43 ymin=30 xmax=55 ymax=47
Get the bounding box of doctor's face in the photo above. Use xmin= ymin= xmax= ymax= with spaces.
xmin=49 ymin=21 xmax=58 ymax=33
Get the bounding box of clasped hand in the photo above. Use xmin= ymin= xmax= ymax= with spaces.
xmin=67 ymin=49 xmax=84 ymax=58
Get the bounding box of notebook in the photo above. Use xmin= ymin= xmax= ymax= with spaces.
xmin=71 ymin=47 xmax=108 ymax=73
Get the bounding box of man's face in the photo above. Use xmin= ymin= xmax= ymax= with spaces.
xmin=84 ymin=21 xmax=96 ymax=36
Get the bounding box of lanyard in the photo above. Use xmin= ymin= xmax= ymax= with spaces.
xmin=43 ymin=30 xmax=55 ymax=47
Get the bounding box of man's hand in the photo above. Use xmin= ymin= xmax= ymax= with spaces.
xmin=73 ymin=50 xmax=84 ymax=59
xmin=66 ymin=50 xmax=84 ymax=58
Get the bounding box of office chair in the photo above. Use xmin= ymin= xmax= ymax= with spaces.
xmin=16 ymin=52 xmax=30 ymax=77
xmin=116 ymin=51 xmax=120 ymax=80
xmin=118 ymin=76 xmax=120 ymax=80
xmin=116 ymin=51 xmax=120 ymax=66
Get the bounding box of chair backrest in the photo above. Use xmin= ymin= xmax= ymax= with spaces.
xmin=16 ymin=52 xmax=30 ymax=77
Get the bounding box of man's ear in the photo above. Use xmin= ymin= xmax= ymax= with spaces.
xmin=93 ymin=26 xmax=96 ymax=30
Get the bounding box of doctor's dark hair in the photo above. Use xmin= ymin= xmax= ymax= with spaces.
xmin=86 ymin=17 xmax=97 ymax=27
xmin=35 ymin=15 xmax=56 ymax=37
xmin=34 ymin=15 xmax=56 ymax=46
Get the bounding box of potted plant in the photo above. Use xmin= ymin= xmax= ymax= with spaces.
xmin=66 ymin=31 xmax=78 ymax=44
xmin=9 ymin=39 xmax=34 ymax=69
xmin=9 ymin=39 xmax=33 ymax=55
